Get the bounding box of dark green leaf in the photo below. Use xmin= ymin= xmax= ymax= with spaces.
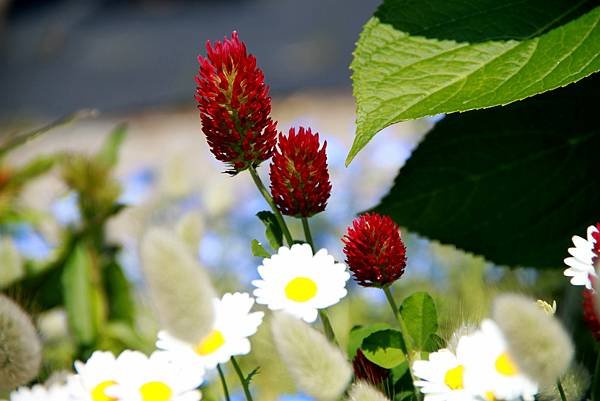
xmin=373 ymin=75 xmax=600 ymax=268
xmin=423 ymin=334 xmax=445 ymax=353
xmin=251 ymin=240 xmax=271 ymax=258
xmin=256 ymin=211 xmax=283 ymax=250
xmin=348 ymin=323 xmax=392 ymax=359
xmin=362 ymin=329 xmax=407 ymax=368
xmin=103 ymin=262 xmax=135 ymax=324
xmin=348 ymin=0 xmax=600 ymax=163
xmin=399 ymin=292 xmax=438 ymax=350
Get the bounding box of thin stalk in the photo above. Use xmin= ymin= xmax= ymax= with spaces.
xmin=592 ymin=350 xmax=600 ymax=401
xmin=301 ymin=217 xmax=314 ymax=249
xmin=382 ymin=286 xmax=421 ymax=401
xmin=248 ymin=166 xmax=293 ymax=246
xmin=319 ymin=309 xmax=338 ymax=345
xmin=557 ymin=378 xmax=567 ymax=401
xmin=217 ymin=364 xmax=231 ymax=401
xmin=231 ymin=356 xmax=254 ymax=401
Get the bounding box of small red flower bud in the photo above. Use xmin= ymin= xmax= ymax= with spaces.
xmin=269 ymin=127 xmax=331 ymax=217
xmin=342 ymin=213 xmax=407 ymax=287
xmin=582 ymin=289 xmax=600 ymax=342
xmin=352 ymin=349 xmax=389 ymax=386
xmin=195 ymin=31 xmax=277 ymax=174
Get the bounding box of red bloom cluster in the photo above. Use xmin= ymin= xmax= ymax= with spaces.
xmin=196 ymin=32 xmax=277 ymax=174
xmin=593 ymin=223 xmax=600 ymax=266
xmin=269 ymin=127 xmax=331 ymax=217
xmin=582 ymin=289 xmax=600 ymax=342
xmin=342 ymin=213 xmax=407 ymax=287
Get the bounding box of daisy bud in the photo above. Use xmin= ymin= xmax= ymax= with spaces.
xmin=141 ymin=228 xmax=216 ymax=344
xmin=492 ymin=293 xmax=574 ymax=388
xmin=342 ymin=213 xmax=407 ymax=287
xmin=269 ymin=127 xmax=332 ymax=217
xmin=582 ymin=289 xmax=600 ymax=342
xmin=539 ymin=364 xmax=590 ymax=401
xmin=347 ymin=381 xmax=391 ymax=401
xmin=195 ymin=31 xmax=277 ymax=174
xmin=271 ymin=312 xmax=352 ymax=401
xmin=0 ymin=295 xmax=42 ymax=390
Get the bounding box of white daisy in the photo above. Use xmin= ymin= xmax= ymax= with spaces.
xmin=10 ymin=383 xmax=73 ymax=401
xmin=460 ymin=320 xmax=538 ymax=401
xmin=107 ymin=350 xmax=204 ymax=401
xmin=564 ymin=224 xmax=599 ymax=289
xmin=73 ymin=350 xmax=120 ymax=401
xmin=157 ymin=292 xmax=263 ymax=370
xmin=252 ymin=244 xmax=350 ymax=323
xmin=413 ymin=341 xmax=480 ymax=401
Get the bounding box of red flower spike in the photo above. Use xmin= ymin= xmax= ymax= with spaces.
xmin=195 ymin=31 xmax=277 ymax=174
xmin=593 ymin=223 xmax=600 ymax=267
xmin=582 ymin=289 xmax=600 ymax=342
xmin=342 ymin=213 xmax=407 ymax=287
xmin=269 ymin=127 xmax=331 ymax=217
xmin=352 ymin=349 xmax=389 ymax=387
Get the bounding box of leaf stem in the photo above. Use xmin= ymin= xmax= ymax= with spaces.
xmin=318 ymin=309 xmax=338 ymax=345
xmin=217 ymin=364 xmax=231 ymax=401
xmin=557 ymin=378 xmax=568 ymax=401
xmin=231 ymin=356 xmax=254 ymax=401
xmin=301 ymin=217 xmax=314 ymax=249
xmin=248 ymin=166 xmax=293 ymax=246
xmin=592 ymin=350 xmax=600 ymax=401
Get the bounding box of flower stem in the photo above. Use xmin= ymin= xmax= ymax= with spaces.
xmin=248 ymin=166 xmax=293 ymax=246
xmin=557 ymin=378 xmax=568 ymax=401
xmin=318 ymin=309 xmax=338 ymax=345
xmin=382 ymin=286 xmax=421 ymax=401
xmin=217 ymin=364 xmax=231 ymax=401
xmin=301 ymin=217 xmax=314 ymax=249
xmin=231 ymin=356 xmax=254 ymax=401
xmin=592 ymin=350 xmax=600 ymax=401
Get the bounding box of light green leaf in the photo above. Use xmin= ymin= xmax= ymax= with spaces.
xmin=361 ymin=329 xmax=406 ymax=369
xmin=348 ymin=0 xmax=600 ymax=164
xmin=399 ymin=292 xmax=438 ymax=351
xmin=97 ymin=124 xmax=127 ymax=167
xmin=251 ymin=240 xmax=271 ymax=258
xmin=256 ymin=211 xmax=283 ymax=250
xmin=348 ymin=323 xmax=392 ymax=359
xmin=0 ymin=238 xmax=23 ymax=288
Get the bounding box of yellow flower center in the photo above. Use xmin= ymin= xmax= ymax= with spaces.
xmin=495 ymin=352 xmax=518 ymax=376
xmin=140 ymin=381 xmax=173 ymax=401
xmin=91 ymin=380 xmax=118 ymax=401
xmin=485 ymin=391 xmax=496 ymax=401
xmin=284 ymin=277 xmax=318 ymax=302
xmin=443 ymin=364 xmax=464 ymax=390
xmin=195 ymin=329 xmax=226 ymax=355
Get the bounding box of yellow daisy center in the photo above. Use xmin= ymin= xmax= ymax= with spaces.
xmin=495 ymin=352 xmax=518 ymax=376
xmin=195 ymin=329 xmax=226 ymax=355
xmin=140 ymin=381 xmax=173 ymax=401
xmin=285 ymin=277 xmax=318 ymax=302
xmin=485 ymin=391 xmax=496 ymax=401
xmin=91 ymin=380 xmax=118 ymax=401
xmin=443 ymin=364 xmax=464 ymax=390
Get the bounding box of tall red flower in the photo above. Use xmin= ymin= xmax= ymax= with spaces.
xmin=269 ymin=127 xmax=331 ymax=217
xmin=195 ymin=31 xmax=277 ymax=174
xmin=582 ymin=289 xmax=600 ymax=342
xmin=342 ymin=213 xmax=407 ymax=287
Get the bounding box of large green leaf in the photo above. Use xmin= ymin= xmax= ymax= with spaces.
xmin=347 ymin=0 xmax=600 ymax=164
xmin=361 ymin=329 xmax=407 ymax=369
xmin=399 ymin=292 xmax=438 ymax=351
xmin=373 ymin=75 xmax=600 ymax=268
xmin=347 ymin=323 xmax=392 ymax=359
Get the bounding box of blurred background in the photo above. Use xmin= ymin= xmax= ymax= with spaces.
xmin=0 ymin=1 xmax=575 ymax=401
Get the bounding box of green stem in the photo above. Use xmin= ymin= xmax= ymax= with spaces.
xmin=231 ymin=356 xmax=254 ymax=401
xmin=248 ymin=166 xmax=293 ymax=246
xmin=301 ymin=217 xmax=314 ymax=249
xmin=217 ymin=364 xmax=231 ymax=401
xmin=382 ymin=286 xmax=421 ymax=401
xmin=319 ymin=309 xmax=338 ymax=345
xmin=557 ymin=378 xmax=568 ymax=401
xmin=592 ymin=350 xmax=600 ymax=401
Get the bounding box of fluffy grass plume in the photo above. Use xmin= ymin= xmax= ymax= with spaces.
xmin=348 ymin=381 xmax=391 ymax=401
xmin=539 ymin=364 xmax=590 ymax=401
xmin=0 ymin=294 xmax=42 ymax=390
xmin=492 ymin=293 xmax=574 ymax=387
xmin=141 ymin=227 xmax=216 ymax=344
xmin=271 ymin=312 xmax=352 ymax=401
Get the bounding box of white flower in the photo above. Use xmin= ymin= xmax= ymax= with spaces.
xmin=460 ymin=320 xmax=538 ymax=401
xmin=413 ymin=345 xmax=479 ymax=401
xmin=252 ymin=244 xmax=350 ymax=323
xmin=73 ymin=351 xmax=120 ymax=401
xmin=157 ymin=292 xmax=263 ymax=370
xmin=10 ymin=383 xmax=73 ymax=401
xmin=107 ymin=350 xmax=204 ymax=401
xmin=564 ymin=224 xmax=599 ymax=290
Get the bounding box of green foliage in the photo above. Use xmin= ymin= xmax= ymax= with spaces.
xmin=256 ymin=211 xmax=283 ymax=249
xmin=399 ymin=292 xmax=438 ymax=351
xmin=251 ymin=239 xmax=271 ymax=258
xmin=97 ymin=124 xmax=127 ymax=167
xmin=361 ymin=329 xmax=406 ymax=368
xmin=348 ymin=323 xmax=392 ymax=359
xmin=103 ymin=261 xmax=135 ymax=324
xmin=373 ymin=76 xmax=600 ymax=268
xmin=348 ymin=0 xmax=600 ymax=163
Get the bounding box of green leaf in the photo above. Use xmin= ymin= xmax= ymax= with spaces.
xmin=347 ymin=0 xmax=600 ymax=164
xmin=251 ymin=239 xmax=271 ymax=258
xmin=256 ymin=211 xmax=283 ymax=250
xmin=373 ymin=75 xmax=600 ymax=268
xmin=348 ymin=323 xmax=392 ymax=359
xmin=97 ymin=124 xmax=127 ymax=167
xmin=361 ymin=329 xmax=407 ymax=368
xmin=61 ymin=243 xmax=98 ymax=345
xmin=103 ymin=262 xmax=135 ymax=324
xmin=399 ymin=292 xmax=438 ymax=351
xmin=424 ymin=334 xmax=445 ymax=353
